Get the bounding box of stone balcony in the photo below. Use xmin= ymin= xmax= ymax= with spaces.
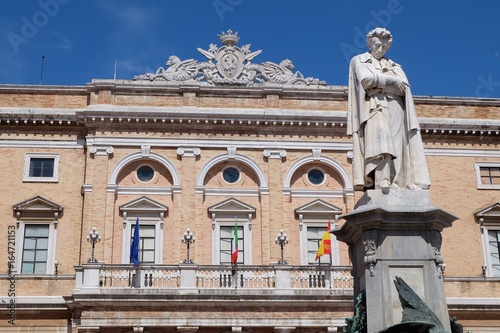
xmin=74 ymin=264 xmax=354 ymax=293
xmin=68 ymin=264 xmax=355 ymax=331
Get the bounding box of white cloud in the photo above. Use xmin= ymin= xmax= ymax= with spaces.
xmin=99 ymin=3 xmax=155 ymax=28
xmin=53 ymin=31 xmax=72 ymax=51
xmin=0 ymin=49 xmax=27 ymax=83
xmin=116 ymin=58 xmax=156 ymax=78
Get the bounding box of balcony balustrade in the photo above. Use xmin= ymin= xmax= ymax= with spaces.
xmin=74 ymin=264 xmax=353 ymax=293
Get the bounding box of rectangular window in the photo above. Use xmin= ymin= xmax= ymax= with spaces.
xmin=488 ymin=230 xmax=500 ymax=277
xmin=307 ymin=227 xmax=331 ymax=265
xmin=220 ymin=226 xmax=244 ymax=265
xmin=480 ymin=167 xmax=500 ymax=185
xmin=29 ymin=158 xmax=55 ymax=177
xmin=23 ymin=154 xmax=60 ymax=182
xmin=21 ymin=225 xmax=49 ymax=274
xmin=131 ymin=224 xmax=155 ymax=264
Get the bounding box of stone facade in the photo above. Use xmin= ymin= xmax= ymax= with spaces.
xmin=0 ymin=33 xmax=500 ymax=333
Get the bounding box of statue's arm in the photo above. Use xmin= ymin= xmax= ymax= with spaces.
xmin=353 ymin=58 xmax=406 ymax=93
xmin=352 ymin=58 xmax=384 ymax=91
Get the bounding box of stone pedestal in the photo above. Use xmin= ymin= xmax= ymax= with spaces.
xmin=334 ymin=190 xmax=457 ymax=333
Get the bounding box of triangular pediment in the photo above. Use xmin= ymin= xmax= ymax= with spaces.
xmin=13 ymin=195 xmax=62 ymax=213
xmin=119 ymin=196 xmax=168 ymax=213
xmin=208 ymin=197 xmax=255 ymax=214
xmin=295 ymin=199 xmax=342 ymax=215
xmin=475 ymin=202 xmax=500 ymax=218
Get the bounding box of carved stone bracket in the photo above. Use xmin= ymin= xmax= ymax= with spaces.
xmin=177 ymin=147 xmax=201 ymax=158
xmin=141 ymin=145 xmax=151 ymax=157
xmin=263 ymin=149 xmax=287 ymax=160
xmin=89 ymin=146 xmax=113 ymax=158
xmin=429 ymin=229 xmax=446 ymax=278
xmin=363 ymin=229 xmax=378 ymax=277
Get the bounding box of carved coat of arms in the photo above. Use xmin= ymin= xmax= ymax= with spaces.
xmin=134 ymin=30 xmax=326 ymax=87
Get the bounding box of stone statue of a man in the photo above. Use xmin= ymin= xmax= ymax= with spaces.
xmin=347 ymin=27 xmax=430 ymax=193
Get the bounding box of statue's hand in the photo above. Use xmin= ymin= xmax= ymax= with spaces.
xmin=386 ymin=76 xmax=409 ymax=93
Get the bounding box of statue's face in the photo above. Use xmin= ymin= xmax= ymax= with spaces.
xmin=368 ymin=36 xmax=391 ymax=59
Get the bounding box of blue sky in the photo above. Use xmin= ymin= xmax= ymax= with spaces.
xmin=1 ymin=0 xmax=499 ymax=98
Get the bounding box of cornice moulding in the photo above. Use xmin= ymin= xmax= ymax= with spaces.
xmin=1 ymin=105 xmax=500 ymax=136
xmin=0 ymin=84 xmax=87 ymax=94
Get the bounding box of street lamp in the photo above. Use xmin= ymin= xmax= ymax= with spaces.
xmin=86 ymin=227 xmax=101 ymax=263
xmin=275 ymin=229 xmax=289 ymax=265
xmin=181 ymin=228 xmax=196 ymax=264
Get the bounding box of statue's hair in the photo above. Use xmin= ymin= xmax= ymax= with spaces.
xmin=366 ymin=27 xmax=393 ymax=48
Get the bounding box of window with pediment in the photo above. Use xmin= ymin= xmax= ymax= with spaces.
xmin=120 ymin=196 xmax=167 ymax=265
xmin=13 ymin=196 xmax=62 ymax=274
xmin=295 ymin=199 xmax=342 ymax=265
xmin=208 ymin=198 xmax=255 ymax=265
xmin=475 ymin=202 xmax=500 ymax=277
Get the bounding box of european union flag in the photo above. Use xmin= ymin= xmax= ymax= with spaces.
xmin=130 ymin=217 xmax=140 ymax=265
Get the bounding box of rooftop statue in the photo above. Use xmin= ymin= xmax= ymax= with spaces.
xmin=134 ymin=30 xmax=326 ymax=86
xmin=347 ymin=27 xmax=430 ymax=194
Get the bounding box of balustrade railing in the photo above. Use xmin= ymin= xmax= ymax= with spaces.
xmin=291 ymin=266 xmax=353 ymax=289
xmin=196 ymin=265 xmax=276 ymax=289
xmin=98 ymin=265 xmax=180 ymax=288
xmin=75 ymin=264 xmax=353 ymax=291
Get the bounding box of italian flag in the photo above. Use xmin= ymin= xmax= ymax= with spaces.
xmin=315 ymin=219 xmax=332 ymax=261
xmin=231 ymin=219 xmax=238 ymax=265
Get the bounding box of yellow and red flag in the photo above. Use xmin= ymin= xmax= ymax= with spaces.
xmin=315 ymin=219 xmax=332 ymax=261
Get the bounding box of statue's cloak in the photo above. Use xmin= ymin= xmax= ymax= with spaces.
xmin=347 ymin=52 xmax=430 ymax=189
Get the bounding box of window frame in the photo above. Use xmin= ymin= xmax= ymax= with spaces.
xmin=306 ymin=225 xmax=333 ymax=265
xmin=475 ymin=162 xmax=500 ymax=190
xmin=221 ymin=165 xmax=242 ymax=185
xmin=300 ymin=220 xmax=339 ymax=266
xmin=485 ymin=227 xmax=500 ymax=277
xmin=475 ymin=202 xmax=500 ymax=277
xmin=212 ymin=216 xmax=252 ymax=265
xmin=135 ymin=164 xmax=156 ymax=183
xmin=480 ymin=223 xmax=500 ymax=277
xmin=122 ymin=216 xmax=163 ymax=265
xmin=219 ymin=225 xmax=245 ymax=265
xmin=16 ymin=221 xmax=57 ymax=275
xmin=20 ymin=224 xmax=50 ymax=274
xmin=306 ymin=167 xmax=326 ymax=186
xmin=23 ymin=153 xmax=60 ymax=182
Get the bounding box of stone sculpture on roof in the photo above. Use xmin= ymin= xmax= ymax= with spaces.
xmin=134 ymin=29 xmax=326 ymax=86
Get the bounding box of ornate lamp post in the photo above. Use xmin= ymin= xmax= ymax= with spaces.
xmin=181 ymin=228 xmax=196 ymax=264
xmin=275 ymin=229 xmax=289 ymax=265
xmin=86 ymin=227 xmax=101 ymax=263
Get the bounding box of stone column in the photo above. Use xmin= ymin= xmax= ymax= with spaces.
xmin=334 ymin=190 xmax=457 ymax=333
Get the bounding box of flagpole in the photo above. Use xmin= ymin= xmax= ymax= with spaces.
xmin=231 ymin=217 xmax=239 ymax=288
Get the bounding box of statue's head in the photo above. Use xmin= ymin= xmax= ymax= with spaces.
xmin=366 ymin=27 xmax=393 ymax=59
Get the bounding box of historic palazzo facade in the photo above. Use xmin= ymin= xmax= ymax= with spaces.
xmin=0 ymin=31 xmax=500 ymax=332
